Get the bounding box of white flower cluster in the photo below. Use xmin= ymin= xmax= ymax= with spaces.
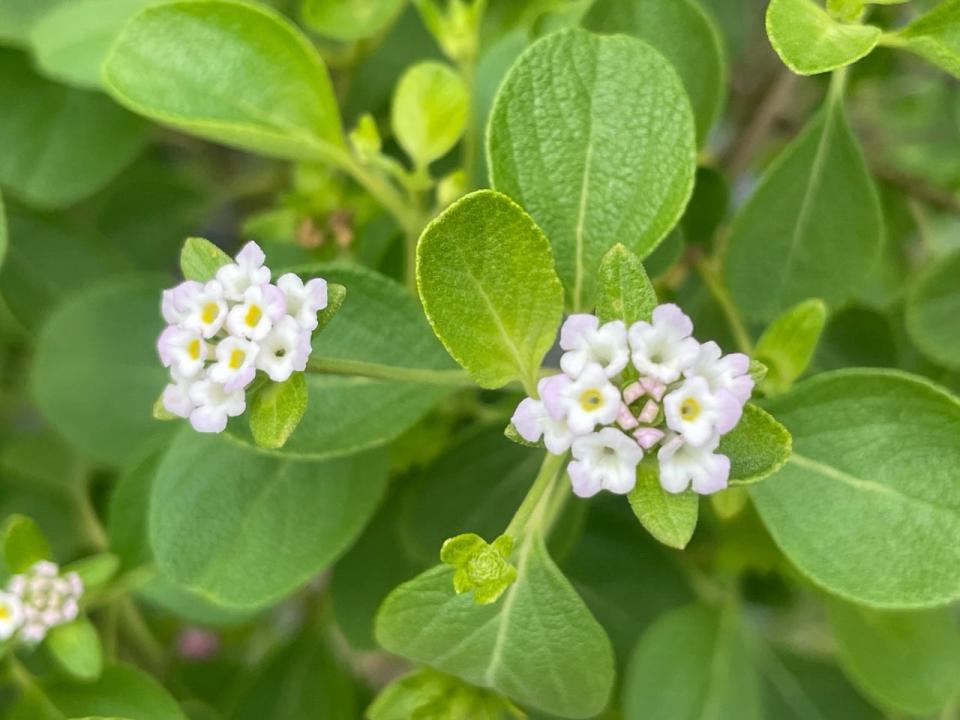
xmin=511 ymin=305 xmax=753 ymax=498
xmin=0 ymin=561 xmax=83 ymax=644
xmin=158 ymin=242 xmax=328 ymax=433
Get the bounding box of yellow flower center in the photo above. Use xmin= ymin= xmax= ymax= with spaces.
xmin=578 ymin=388 xmax=603 ymax=412
xmin=187 ymin=339 xmax=202 ymax=360
xmin=680 ymin=396 xmax=701 ymax=422
xmin=228 ymin=348 xmax=245 ymax=369
xmin=0 ymin=605 xmax=9 ymax=620
xmin=245 ymin=304 xmax=262 ymax=327
xmin=200 ymin=302 xmax=219 ymax=324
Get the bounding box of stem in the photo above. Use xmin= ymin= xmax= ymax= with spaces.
xmin=117 ymin=599 xmax=166 ymax=674
xmin=330 ymin=148 xmax=421 ymax=237
xmin=75 ymin=489 xmax=108 ymax=552
xmin=7 ymin=655 xmax=63 ymax=717
xmin=694 ymin=257 xmax=754 ymax=355
xmin=505 ymin=451 xmax=567 ymax=539
xmin=723 ymin=69 xmax=798 ymax=178
xmin=306 ymin=355 xmax=475 ymax=387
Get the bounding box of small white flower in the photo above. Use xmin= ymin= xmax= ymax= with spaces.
xmin=208 ymin=336 xmax=259 ymax=393
xmin=684 ymin=341 xmax=754 ymax=404
xmin=277 ymin=273 xmax=328 ymax=331
xmin=256 ymin=316 xmax=311 ymax=382
xmin=162 ymin=369 xmax=197 ymax=419
xmin=557 ymin=363 xmax=621 ymax=435
xmin=0 ymin=591 xmax=24 ymax=641
xmin=628 ymin=304 xmax=701 ymax=383
xmin=8 ymin=562 xmax=83 ymax=645
xmin=226 ymin=284 xmax=286 ymax=341
xmin=663 ymin=376 xmax=742 ymax=447
xmin=188 ymin=378 xmax=246 ymax=433
xmin=178 ymin=280 xmax=229 ymax=339
xmin=511 ymin=376 xmax=575 ymax=454
xmin=157 ymin=325 xmax=208 ymax=378
xmin=559 ymin=314 xmax=629 ymax=378
xmin=657 ymin=433 xmax=730 ymax=495
xmin=216 ymin=241 xmax=272 ymax=301
xmin=567 ymin=428 xmax=643 ymax=497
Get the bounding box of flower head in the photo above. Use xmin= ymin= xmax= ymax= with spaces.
xmin=8 ymin=561 xmax=83 ymax=644
xmin=559 ymin=314 xmax=629 ymax=378
xmin=216 ymin=241 xmax=272 ymax=301
xmin=178 ymin=280 xmax=228 ymax=339
xmin=558 ymin=363 xmax=621 ymax=435
xmin=157 ymin=325 xmax=208 ymax=378
xmin=663 ymin=376 xmax=742 ymax=447
xmin=208 ymin=336 xmax=259 ymax=393
xmin=567 ymin=427 xmax=643 ymax=497
xmin=188 ymin=378 xmax=246 ymax=434
xmin=277 ymin=273 xmax=328 ymax=331
xmin=510 ymin=396 xmax=573 ymax=454
xmin=628 ymin=304 xmax=700 ymax=383
xmin=657 ymin=433 xmax=730 ymax=495
xmin=226 ymin=284 xmax=286 ymax=341
xmin=257 ymin=316 xmax=311 ymax=382
xmin=440 ymin=533 xmax=517 ymax=605
xmin=684 ymin=341 xmax=754 ymax=404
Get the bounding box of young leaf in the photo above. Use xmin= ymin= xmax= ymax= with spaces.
xmin=150 ymin=429 xmax=388 ymax=608
xmin=905 ymin=249 xmax=960 ymax=370
xmin=720 ymin=403 xmax=792 ymax=485
xmin=766 ymin=0 xmax=881 ymax=75
xmin=249 ymin=372 xmax=308 ymax=450
xmin=1 ymin=514 xmax=51 ymax=575
xmin=724 ymin=93 xmax=883 ymax=322
xmin=582 ymin=0 xmax=727 ymax=145
xmin=627 ymin=462 xmax=699 ymax=549
xmin=103 ymin=0 xmax=345 ymax=162
xmin=376 ymin=535 xmax=615 ymax=719
xmin=749 ymin=369 xmax=960 ymax=607
xmin=46 ymin=617 xmax=104 ymax=682
xmin=595 ymin=244 xmax=657 ymax=326
xmin=369 ymin=669 xmax=523 ymax=720
xmin=417 ymin=190 xmax=563 ymax=391
xmin=755 ymin=298 xmax=828 ymax=394
xmin=63 ymin=552 xmax=120 ymax=589
xmin=488 ymin=29 xmax=696 ymax=311
xmin=827 ymin=599 xmax=960 ymax=715
xmin=314 ymin=282 xmax=346 ymax=334
xmin=622 ymin=603 xmax=763 ymax=720
xmin=0 ymin=48 xmax=148 ymax=208
xmin=302 ymin=0 xmax=405 ymax=41
xmin=179 ymin=236 xmax=232 ymax=282
xmin=392 ymin=61 xmax=468 ymax=168
xmin=890 ymin=0 xmax=960 ymax=79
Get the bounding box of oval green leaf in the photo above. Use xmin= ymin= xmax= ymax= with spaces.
xmin=392 ymin=61 xmax=468 ymax=168
xmin=595 ymin=244 xmax=657 ymax=326
xmin=905 ymin=249 xmax=960 ymax=370
xmin=720 ymin=403 xmax=792 ymax=485
xmin=488 ymin=28 xmax=696 ymax=311
xmin=628 ymin=462 xmax=699 ymax=550
xmin=417 ymin=190 xmax=563 ymax=391
xmin=755 ymin=298 xmax=828 ymax=394
xmin=892 ymin=0 xmax=960 ymax=79
xmin=750 ymin=369 xmax=960 ymax=607
xmin=1 ymin=514 xmax=52 ymax=575
xmin=249 ymin=372 xmax=308 ymax=450
xmin=301 ymin=0 xmax=405 ymax=41
xmin=46 ymin=617 xmax=104 ymax=682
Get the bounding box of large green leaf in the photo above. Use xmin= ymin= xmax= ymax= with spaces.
xmin=621 ymin=603 xmax=762 ymax=720
xmin=891 ymin=0 xmax=960 ymax=79
xmin=905 ymin=249 xmax=960 ymax=370
xmin=150 ymin=429 xmax=387 ymax=608
xmin=103 ymin=0 xmax=344 ymax=161
xmin=376 ymin=536 xmax=615 ymax=719
xmin=488 ymin=28 xmax=696 ymax=311
xmin=766 ymin=0 xmax=881 ymax=75
xmin=582 ymin=0 xmax=726 ymax=144
xmin=750 ymin=369 xmax=960 ymax=607
xmin=724 ymin=94 xmax=882 ymax=322
xmin=827 ymin=599 xmax=960 ymax=715
xmin=0 ymin=49 xmax=148 ymax=208
xmin=417 ymin=190 xmax=563 ymax=391
xmin=31 ymin=277 xmax=174 ymax=466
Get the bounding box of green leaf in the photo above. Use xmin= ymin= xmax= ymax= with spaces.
xmin=27 ymin=0 xmax=154 ymax=89
xmin=31 ymin=276 xmax=174 ymax=466
xmin=627 ymin=461 xmax=698 ymax=549
xmin=102 ymin=0 xmax=344 ymax=162
xmin=488 ymin=28 xmax=696 ymax=311
xmin=150 ymin=429 xmax=388 ymax=608
xmin=891 ymin=0 xmax=960 ymax=79
xmin=827 ymin=599 xmax=960 ymax=715
xmin=179 ymin=236 xmax=232 ymax=282
xmin=0 ymin=0 xmax=67 ymax=45
xmin=720 ymin=403 xmax=792 ymax=485
xmin=376 ymin=537 xmax=615 ymax=719
xmin=766 ymin=0 xmax=881 ymax=75
xmin=1 ymin=514 xmax=51 ymax=575
xmin=369 ymin=668 xmax=523 ymax=720
xmin=301 ymin=0 xmax=405 ymax=41
xmin=8 ymin=663 xmax=187 ymax=720
xmin=750 ymin=369 xmax=960 ymax=607
xmin=314 ymin=282 xmax=346 ymax=334
xmin=441 ymin=533 xmax=517 ymax=605
xmin=906 ymin=249 xmax=960 ymax=370
xmin=392 ymin=61 xmax=468 ymax=168
xmin=46 ymin=617 xmax=104 ymax=682
xmin=724 ymin=94 xmax=883 ymax=322
xmin=417 ymin=190 xmax=563 ymax=391
xmin=622 ymin=603 xmax=763 ymax=720
xmin=0 ymin=49 xmax=148 ymax=208
xmin=249 ymin=373 xmax=308 ymax=450
xmin=582 ymin=0 xmax=727 ymax=145
xmin=0 ymin=190 xmax=7 ymax=269
xmin=63 ymin=553 xmax=120 ymax=589
xmin=595 ymin=244 xmax=657 ymax=325
xmin=755 ymin=298 xmax=828 ymax=394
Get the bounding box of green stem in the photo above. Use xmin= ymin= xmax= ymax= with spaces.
xmin=7 ymin=655 xmax=63 ymax=717
xmin=505 ymin=451 xmax=567 ymax=539
xmin=117 ymin=599 xmax=166 ymax=674
xmin=695 ymin=257 xmax=754 ymax=355
xmin=306 ymin=355 xmax=475 ymax=387
xmin=330 ymin=148 xmax=421 ymax=237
